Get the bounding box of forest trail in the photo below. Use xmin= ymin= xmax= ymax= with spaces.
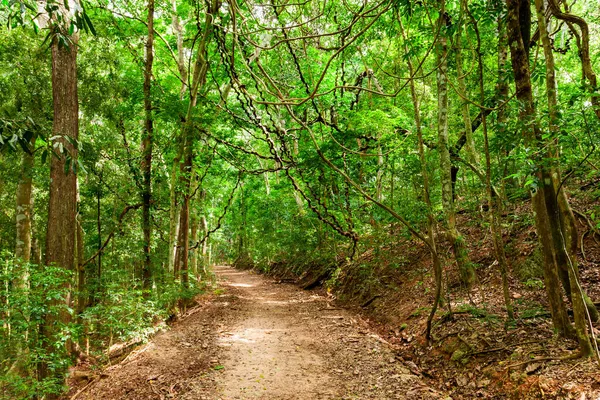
xmin=73 ymin=266 xmax=445 ymax=400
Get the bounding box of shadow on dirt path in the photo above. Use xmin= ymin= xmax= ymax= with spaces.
xmin=71 ymin=266 xmax=445 ymax=400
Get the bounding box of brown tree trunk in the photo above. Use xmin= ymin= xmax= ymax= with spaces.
xmin=39 ymin=30 xmax=80 ymax=395
xmin=535 ymin=0 xmax=598 ymax=335
xmin=173 ymin=0 xmax=218 ymax=284
xmin=141 ymin=0 xmax=155 ymax=297
xmin=175 ymin=150 xmax=192 ymax=287
xmin=168 ymin=0 xmax=187 ymax=273
xmin=505 ymin=0 xmax=591 ymax=353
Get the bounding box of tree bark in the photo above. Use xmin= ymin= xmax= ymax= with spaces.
xmin=174 ymin=0 xmax=218 ymax=284
xmin=399 ymin=14 xmax=443 ymax=341
xmin=535 ymin=0 xmax=598 ymax=331
xmin=505 ymin=0 xmax=591 ymax=353
xmin=40 ymin=28 xmax=80 ymax=395
xmin=436 ymin=7 xmax=474 ymax=289
xmin=468 ymin=1 xmax=513 ymax=320
xmin=141 ymin=0 xmax=155 ymax=297
xmin=15 ymin=149 xmax=33 ymax=270
xmin=168 ymin=0 xmax=187 ymax=273
xmin=455 ymin=9 xmax=478 ymax=166
xmin=190 ymin=214 xmax=199 ymax=279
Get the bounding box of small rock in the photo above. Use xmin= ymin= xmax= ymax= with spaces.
xmin=512 ymin=293 xmax=522 ymax=299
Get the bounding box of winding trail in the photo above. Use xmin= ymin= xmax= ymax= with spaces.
xmin=74 ymin=266 xmax=443 ymax=399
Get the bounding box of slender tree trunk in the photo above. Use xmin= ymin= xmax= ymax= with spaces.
xmin=93 ymin=173 xmax=102 ymax=306
xmin=376 ymin=144 xmax=384 ymax=202
xmin=168 ymin=0 xmax=187 ymax=273
xmin=175 ymin=150 xmax=192 ymax=287
xmin=174 ymin=0 xmax=218 ymax=283
xmin=436 ymin=7 xmax=475 ymax=289
xmin=15 ymin=149 xmax=33 ymax=271
xmin=399 ymin=15 xmax=443 ymax=341
xmin=455 ymin=13 xmax=478 ymax=166
xmin=496 ymin=17 xmax=516 ymax=201
xmin=32 ymin=237 xmax=42 ymax=266
xmin=200 ymin=214 xmax=209 ymax=276
xmin=40 ymin=29 xmax=80 ymax=395
xmin=190 ymin=214 xmax=199 ymax=279
xmin=76 ymin=213 xmax=86 ymax=316
xmin=169 ymin=165 xmax=180 ymax=274
xmin=468 ymin=2 xmax=514 ymax=320
xmin=141 ymin=0 xmax=155 ymax=297
xmin=546 ymin=0 xmax=600 ymax=120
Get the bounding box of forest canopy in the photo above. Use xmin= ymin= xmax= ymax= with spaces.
xmin=1 ymin=0 xmax=600 ymax=397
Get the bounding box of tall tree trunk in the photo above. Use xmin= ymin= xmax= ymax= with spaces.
xmin=40 ymin=28 xmax=80 ymax=395
xmin=11 ymin=143 xmax=34 ymax=376
xmin=436 ymin=6 xmax=475 ymax=289
xmin=496 ymin=16 xmax=516 ymax=200
xmin=174 ymin=0 xmax=218 ymax=283
xmin=468 ymin=1 xmax=513 ymax=320
xmin=15 ymin=149 xmax=33 ymax=270
xmin=169 ymin=166 xmax=180 ymax=274
xmin=93 ymin=173 xmax=102 ymax=306
xmin=505 ymin=0 xmax=592 ymax=353
xmin=535 ymin=0 xmax=598 ymax=331
xmin=455 ymin=11 xmax=478 ymax=166
xmin=168 ymin=0 xmax=187 ymax=273
xmin=399 ymin=15 xmax=443 ymax=341
xmin=175 ymin=150 xmax=192 ymax=287
xmin=141 ymin=0 xmax=155 ymax=297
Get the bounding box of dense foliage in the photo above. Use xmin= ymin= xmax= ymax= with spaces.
xmin=1 ymin=0 xmax=600 ymax=397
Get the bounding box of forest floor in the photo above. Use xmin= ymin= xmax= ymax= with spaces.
xmin=66 ymin=265 xmax=447 ymax=400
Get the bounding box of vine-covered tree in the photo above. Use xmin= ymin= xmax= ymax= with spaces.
xmin=1 ymin=0 xmax=600 ymax=397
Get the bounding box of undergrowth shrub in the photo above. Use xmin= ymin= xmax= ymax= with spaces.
xmin=0 ymin=251 xmax=204 ymax=399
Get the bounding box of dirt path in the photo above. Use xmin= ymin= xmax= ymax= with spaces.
xmin=74 ymin=266 xmax=445 ymax=399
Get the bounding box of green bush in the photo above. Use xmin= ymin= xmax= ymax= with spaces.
xmin=0 ymin=251 xmax=204 ymax=399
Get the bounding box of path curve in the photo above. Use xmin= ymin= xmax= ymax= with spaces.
xmin=74 ymin=266 xmax=444 ymax=400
